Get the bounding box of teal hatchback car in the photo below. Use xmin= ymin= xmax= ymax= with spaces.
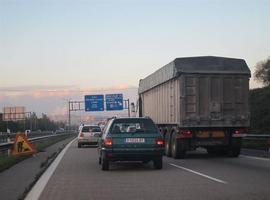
xmin=98 ymin=117 xmax=164 ymax=171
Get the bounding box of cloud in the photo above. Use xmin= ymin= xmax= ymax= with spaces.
xmin=0 ymin=84 xmax=137 ymax=98
xmin=0 ymin=85 xmax=78 ymax=98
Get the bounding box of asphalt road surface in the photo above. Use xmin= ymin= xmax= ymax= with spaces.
xmin=34 ymin=140 xmax=270 ymax=200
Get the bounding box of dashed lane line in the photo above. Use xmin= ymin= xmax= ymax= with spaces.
xmin=169 ymin=163 xmax=228 ymax=184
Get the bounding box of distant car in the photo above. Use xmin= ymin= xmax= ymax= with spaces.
xmin=98 ymin=117 xmax=164 ymax=171
xmin=55 ymin=129 xmax=64 ymax=134
xmin=77 ymin=125 xmax=102 ymax=148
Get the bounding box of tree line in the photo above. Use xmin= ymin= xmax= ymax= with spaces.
xmin=250 ymin=56 xmax=270 ymax=134
xmin=0 ymin=113 xmax=66 ymax=133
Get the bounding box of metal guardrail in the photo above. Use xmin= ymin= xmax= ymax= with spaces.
xmin=243 ymin=134 xmax=270 ymax=137
xmin=242 ymin=134 xmax=270 ymax=151
xmin=0 ymin=131 xmax=75 ymax=143
xmin=0 ymin=131 xmax=56 ymax=143
xmin=0 ymin=132 xmax=76 ymax=154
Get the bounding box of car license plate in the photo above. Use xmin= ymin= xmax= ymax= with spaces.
xmin=125 ymin=138 xmax=145 ymax=143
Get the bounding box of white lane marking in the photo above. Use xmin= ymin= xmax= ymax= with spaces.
xmin=25 ymin=138 xmax=77 ymax=200
xmin=169 ymin=163 xmax=227 ymax=184
xmin=240 ymin=155 xmax=270 ymax=162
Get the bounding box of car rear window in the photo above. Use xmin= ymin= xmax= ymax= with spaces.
xmin=82 ymin=126 xmax=101 ymax=132
xmin=110 ymin=119 xmax=157 ymax=134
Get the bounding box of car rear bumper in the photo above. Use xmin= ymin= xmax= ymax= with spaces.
xmin=78 ymin=138 xmax=98 ymax=145
xmin=102 ymin=148 xmax=164 ymax=161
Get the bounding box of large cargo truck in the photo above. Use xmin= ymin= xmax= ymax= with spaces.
xmin=138 ymin=56 xmax=251 ymax=158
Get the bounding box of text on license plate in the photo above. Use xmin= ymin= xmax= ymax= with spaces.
xmin=125 ymin=138 xmax=145 ymax=143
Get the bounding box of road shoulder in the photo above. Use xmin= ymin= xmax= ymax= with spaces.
xmin=0 ymin=137 xmax=75 ymax=200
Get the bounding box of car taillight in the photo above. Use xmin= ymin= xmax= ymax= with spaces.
xmin=180 ymin=130 xmax=193 ymax=137
xmin=79 ymin=133 xmax=84 ymax=137
xmin=104 ymin=138 xmax=113 ymax=147
xmin=156 ymin=139 xmax=164 ymax=145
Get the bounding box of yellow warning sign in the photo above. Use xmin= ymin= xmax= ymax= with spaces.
xmin=11 ymin=133 xmax=36 ymax=156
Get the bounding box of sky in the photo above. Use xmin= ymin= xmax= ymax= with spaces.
xmin=0 ymin=0 xmax=270 ymax=119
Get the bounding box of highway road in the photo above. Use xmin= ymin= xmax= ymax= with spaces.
xmin=27 ymin=139 xmax=270 ymax=200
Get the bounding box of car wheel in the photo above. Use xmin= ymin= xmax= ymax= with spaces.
xmin=101 ymin=155 xmax=109 ymax=171
xmin=98 ymin=156 xmax=101 ymax=165
xmin=78 ymin=143 xmax=82 ymax=148
xmin=153 ymin=157 xmax=163 ymax=169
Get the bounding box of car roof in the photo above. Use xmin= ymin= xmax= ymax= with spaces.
xmin=112 ymin=117 xmax=153 ymax=122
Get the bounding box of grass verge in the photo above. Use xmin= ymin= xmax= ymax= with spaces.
xmin=0 ymin=134 xmax=74 ymax=173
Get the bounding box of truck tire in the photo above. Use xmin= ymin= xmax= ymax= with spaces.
xmin=171 ymin=132 xmax=186 ymax=159
xmin=153 ymin=157 xmax=163 ymax=169
xmin=206 ymin=147 xmax=216 ymax=155
xmin=217 ymin=148 xmax=227 ymax=156
xmin=228 ymin=146 xmax=241 ymax=157
xmin=165 ymin=133 xmax=172 ymax=157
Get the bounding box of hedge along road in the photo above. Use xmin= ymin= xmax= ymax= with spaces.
xmin=26 ymin=139 xmax=270 ymax=200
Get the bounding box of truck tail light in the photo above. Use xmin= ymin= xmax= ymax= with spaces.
xmin=156 ymin=139 xmax=165 ymax=146
xmin=232 ymin=129 xmax=244 ymax=137
xmin=180 ymin=130 xmax=193 ymax=138
xmin=104 ymin=138 xmax=113 ymax=147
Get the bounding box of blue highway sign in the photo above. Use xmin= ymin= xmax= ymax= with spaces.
xmin=105 ymin=94 xmax=123 ymax=111
xmin=85 ymin=95 xmax=104 ymax=111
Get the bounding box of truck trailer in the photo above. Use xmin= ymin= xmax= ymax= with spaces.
xmin=138 ymin=56 xmax=251 ymax=158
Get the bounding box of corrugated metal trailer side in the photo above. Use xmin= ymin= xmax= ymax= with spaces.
xmin=141 ymin=78 xmax=180 ymax=125
xmin=140 ymin=73 xmax=249 ymax=128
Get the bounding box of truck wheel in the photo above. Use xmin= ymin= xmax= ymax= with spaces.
xmin=165 ymin=133 xmax=172 ymax=157
xmin=171 ymin=132 xmax=186 ymax=159
xmin=206 ymin=147 xmax=216 ymax=155
xmin=171 ymin=132 xmax=179 ymax=158
xmin=101 ymin=154 xmax=109 ymax=171
xmin=228 ymin=146 xmax=241 ymax=157
xmin=217 ymin=149 xmax=227 ymax=156
xmin=153 ymin=157 xmax=163 ymax=169
xmin=178 ymin=150 xmax=186 ymax=159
